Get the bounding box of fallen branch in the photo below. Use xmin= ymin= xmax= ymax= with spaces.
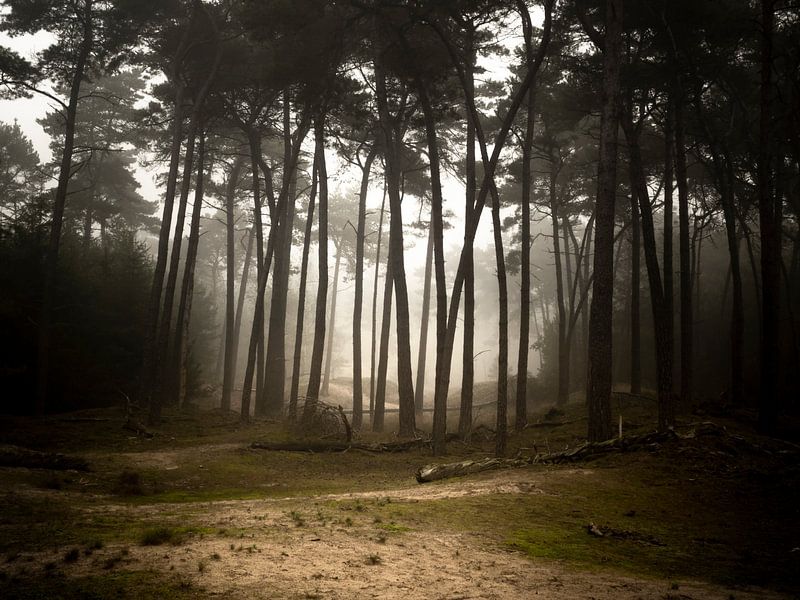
xmin=0 ymin=444 xmax=90 ymax=471
xmin=415 ymin=457 xmax=530 ymax=483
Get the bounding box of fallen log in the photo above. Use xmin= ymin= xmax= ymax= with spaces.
xmin=0 ymin=444 xmax=90 ymax=471
xmin=533 ymin=429 xmax=679 ymax=464
xmin=415 ymin=457 xmax=530 ymax=483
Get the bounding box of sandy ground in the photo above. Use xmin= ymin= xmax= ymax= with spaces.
xmin=6 ymin=464 xmax=789 ymax=599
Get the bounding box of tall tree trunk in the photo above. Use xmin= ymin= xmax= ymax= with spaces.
xmin=629 ymin=171 xmax=642 ymax=394
xmin=429 ymin=0 xmax=552 ymax=423
xmin=231 ymin=227 xmax=255 ymax=389
xmin=663 ymin=100 xmax=675 ymax=398
xmin=174 ymin=131 xmax=207 ymax=408
xmin=414 ymin=74 xmax=448 ymax=454
xmin=262 ymin=94 xmax=299 ymax=418
xmin=373 ymin=31 xmax=415 ymax=437
xmin=674 ymin=94 xmax=692 ymax=409
xmin=353 ymin=146 xmax=377 ymax=429
xmin=303 ymin=114 xmax=330 ymax=420
xmin=415 ymin=223 xmax=434 ymax=416
xmin=36 ymin=0 xmax=94 ymax=415
xmin=289 ymin=151 xmax=318 ymax=421
xmin=373 ymin=251 xmax=393 ymax=433
xmin=515 ymin=3 xmax=537 ymax=433
xmin=491 ymin=177 xmax=509 ymax=457
xmin=240 ymin=134 xmax=268 ymax=420
xmin=459 ymin=29 xmax=477 ymax=440
xmin=221 ymin=157 xmax=244 ymax=412
xmin=758 ymin=0 xmax=779 ymax=432
xmin=321 ymin=244 xmax=342 ymax=396
xmin=549 ymin=160 xmax=569 ymax=407
xmin=586 ymin=0 xmax=623 ymax=443
xmin=370 ymin=181 xmax=388 ymax=422
xmin=624 ymin=115 xmax=675 ymax=432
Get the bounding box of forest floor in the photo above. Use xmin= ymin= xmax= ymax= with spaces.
xmin=0 ymin=392 xmax=798 ymax=599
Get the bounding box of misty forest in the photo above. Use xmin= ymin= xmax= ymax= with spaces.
xmin=1 ymin=0 xmax=799 ymax=598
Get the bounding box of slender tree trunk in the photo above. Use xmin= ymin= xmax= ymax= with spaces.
xmin=373 ymin=252 xmax=393 ymax=433
xmin=415 ymin=223 xmax=434 ymax=416
xmin=758 ymin=0 xmax=779 ymax=432
xmin=289 ymin=151 xmax=318 ymax=421
xmin=586 ymin=0 xmax=623 ymax=443
xmin=459 ymin=31 xmax=477 ymax=440
xmin=321 ymin=245 xmax=342 ymax=396
xmin=374 ymin=30 xmax=415 ymax=437
xmin=415 ymin=74 xmax=448 ymax=454
xmin=550 ymin=161 xmax=569 ymax=406
xmin=36 ymin=0 xmax=94 ymax=415
xmin=370 ymin=181 xmax=388 ymax=423
xmin=629 ymin=171 xmax=642 ymax=394
xmin=231 ymin=227 xmax=255 ymax=387
xmin=262 ymin=94 xmax=299 ymax=418
xmin=221 ymin=157 xmax=244 ymax=412
xmin=491 ymin=176 xmax=509 ymax=457
xmin=663 ymin=100 xmax=675 ymax=397
xmin=353 ymin=147 xmax=377 ymax=429
xmin=303 ymin=114 xmax=330 ymax=421
xmin=174 ymin=131 xmax=207 ymax=408
xmin=624 ymin=114 xmax=675 ymax=432
xmin=674 ymin=94 xmax=692 ymax=409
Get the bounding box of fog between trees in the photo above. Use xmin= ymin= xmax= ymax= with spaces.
xmin=1 ymin=0 xmax=797 ymax=454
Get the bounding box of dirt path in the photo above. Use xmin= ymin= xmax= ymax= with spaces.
xmin=9 ymin=464 xmax=788 ymax=599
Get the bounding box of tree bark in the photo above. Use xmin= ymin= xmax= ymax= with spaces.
xmin=303 ymin=114 xmax=330 ymax=421
xmin=352 ymin=146 xmax=377 ymax=429
xmin=414 ymin=223 xmax=434 ymax=416
xmin=231 ymin=226 xmax=254 ymax=391
xmin=221 ymin=157 xmax=244 ymax=412
xmin=373 ymin=249 xmax=393 ymax=433
xmin=663 ymin=100 xmax=675 ymax=397
xmin=758 ymin=0 xmax=779 ymax=433
xmin=549 ymin=158 xmax=569 ymax=407
xmin=36 ymin=0 xmax=94 ymax=415
xmin=289 ymin=151 xmax=318 ymax=422
xmin=370 ymin=181 xmax=388 ymax=423
xmin=373 ymin=29 xmax=415 ymax=437
xmin=321 ymin=243 xmax=342 ymax=396
xmin=175 ymin=131 xmax=206 ymax=408
xmin=586 ymin=0 xmax=623 ymax=443
xmin=629 ymin=169 xmax=642 ymax=394
xmin=674 ymin=94 xmax=692 ymax=409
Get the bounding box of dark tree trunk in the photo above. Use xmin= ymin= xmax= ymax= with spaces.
xmin=415 ymin=223 xmax=434 ymax=416
xmin=373 ymin=31 xmax=415 ymax=437
xmin=303 ymin=114 xmax=330 ymax=421
xmin=36 ymin=0 xmax=93 ymax=415
xmin=663 ymin=100 xmax=675 ymax=396
xmin=262 ymin=94 xmax=301 ymax=418
xmin=459 ymin=30 xmax=477 ymax=441
xmin=586 ymin=0 xmax=623 ymax=443
xmin=231 ymin=226 xmax=255 ymax=389
xmin=353 ymin=147 xmax=377 ymax=429
xmin=321 ymin=244 xmax=342 ymax=396
xmin=221 ymin=157 xmax=244 ymax=412
xmin=415 ymin=75 xmax=448 ymax=454
xmin=674 ymin=95 xmax=692 ymax=409
xmin=370 ymin=182 xmax=388 ymax=422
xmin=289 ymin=151 xmax=318 ymax=422
xmin=758 ymin=0 xmax=779 ymax=432
xmin=491 ymin=177 xmax=510 ymax=457
xmin=174 ymin=131 xmax=207 ymax=408
xmin=629 ymin=171 xmax=642 ymax=394
xmin=373 ymin=251 xmax=393 ymax=433
xmin=624 ymin=115 xmax=675 ymax=433
xmin=549 ymin=160 xmax=569 ymax=407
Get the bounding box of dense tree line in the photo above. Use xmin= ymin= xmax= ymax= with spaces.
xmin=1 ymin=0 xmax=797 ymax=452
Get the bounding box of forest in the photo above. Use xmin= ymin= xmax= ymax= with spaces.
xmin=0 ymin=0 xmax=798 ymax=598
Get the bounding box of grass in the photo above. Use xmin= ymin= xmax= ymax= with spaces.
xmin=0 ymin=396 xmax=797 ymax=595
xmin=0 ymin=570 xmax=201 ymax=599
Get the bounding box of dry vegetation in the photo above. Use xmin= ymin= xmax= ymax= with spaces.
xmin=0 ymin=396 xmax=798 ymax=599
